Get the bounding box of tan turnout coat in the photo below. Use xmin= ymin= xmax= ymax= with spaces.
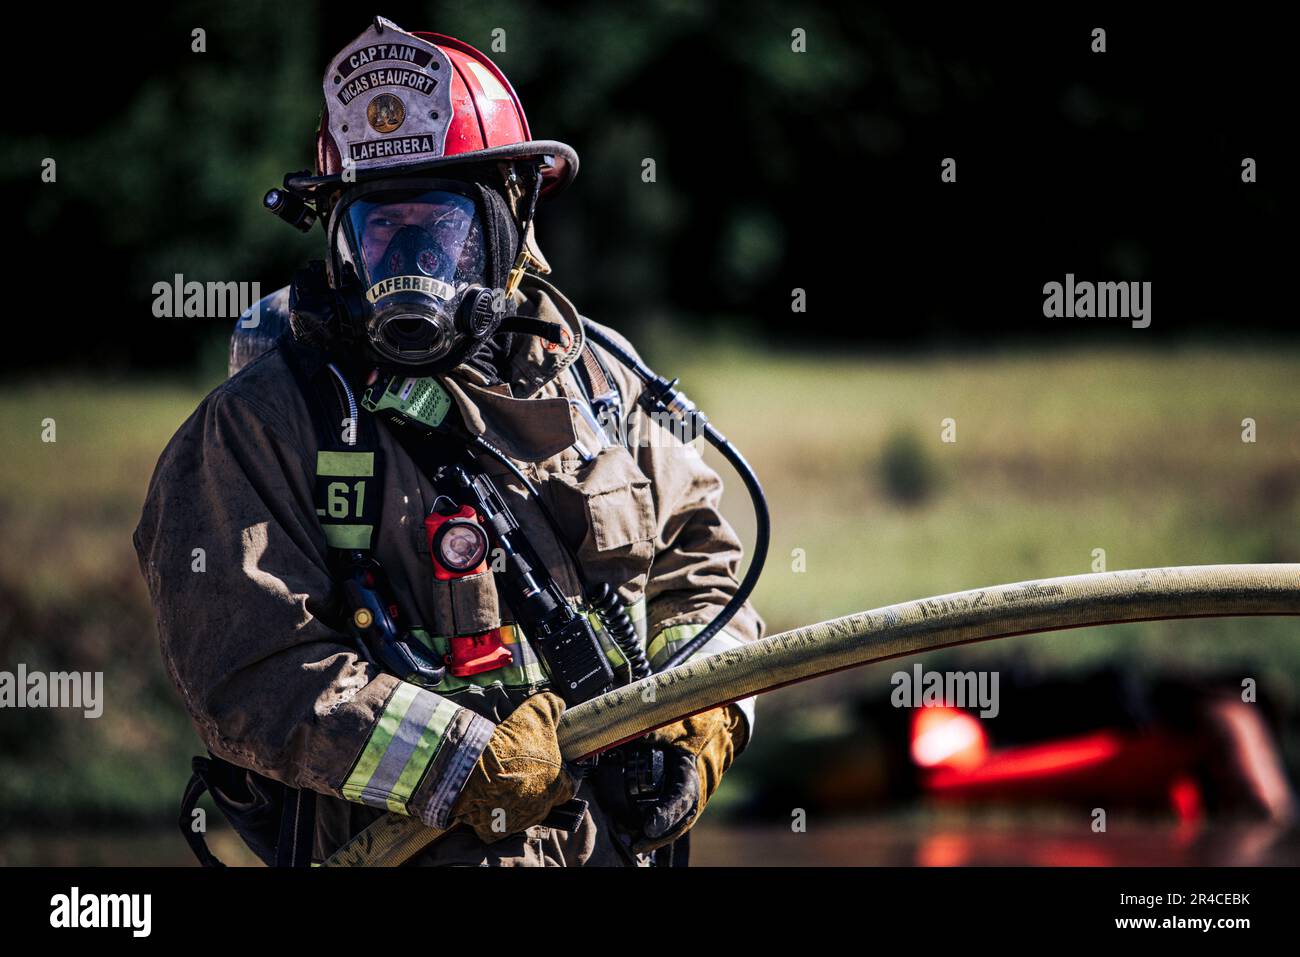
xmin=134 ymin=275 xmax=761 ymax=865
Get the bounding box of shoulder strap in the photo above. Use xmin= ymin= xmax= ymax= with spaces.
xmin=281 ymin=339 xmax=454 ymax=690
xmin=572 ymin=330 xmax=624 ymax=447
xmin=179 ymin=754 xmax=315 ymax=868
xmin=574 ymin=331 xmax=620 ymax=407
xmin=577 ymin=344 xmax=614 ymax=402
xmin=279 ymin=338 xmax=385 ymax=560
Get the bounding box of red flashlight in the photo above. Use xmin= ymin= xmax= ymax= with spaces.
xmin=424 ymin=504 xmax=512 ymax=677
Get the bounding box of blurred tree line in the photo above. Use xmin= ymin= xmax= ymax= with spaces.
xmin=6 ymin=1 xmax=1289 ymax=374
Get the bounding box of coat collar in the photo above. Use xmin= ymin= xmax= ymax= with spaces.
xmin=440 ymin=275 xmax=586 ymax=462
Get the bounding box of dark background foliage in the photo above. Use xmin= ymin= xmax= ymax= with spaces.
xmin=6 ymin=1 xmax=1288 ymax=374
xmin=3 ymin=2 xmax=1297 ymax=865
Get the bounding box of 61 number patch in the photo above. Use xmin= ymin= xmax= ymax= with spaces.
xmin=314 ymin=450 xmax=382 ymax=550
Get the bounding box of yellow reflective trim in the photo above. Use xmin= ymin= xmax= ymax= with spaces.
xmin=647 ymin=623 xmax=705 ymax=664
xmin=647 ymin=623 xmax=744 ymax=668
xmin=316 ymin=450 xmax=375 ymax=477
xmin=322 ymin=523 xmax=373 ymax=549
xmin=407 ymin=626 xmax=549 ymax=695
xmin=341 ymin=683 xmax=417 ymax=803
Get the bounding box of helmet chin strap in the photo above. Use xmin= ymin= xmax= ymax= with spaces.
xmin=504 ymin=163 xmax=545 ymax=299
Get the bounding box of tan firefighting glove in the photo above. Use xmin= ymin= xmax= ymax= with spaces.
xmin=449 ymin=692 xmax=579 ymax=843
xmin=632 ymin=704 xmax=748 ymax=853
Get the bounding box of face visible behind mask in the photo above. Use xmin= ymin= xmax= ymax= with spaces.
xmin=321 ymin=178 xmax=520 ymax=376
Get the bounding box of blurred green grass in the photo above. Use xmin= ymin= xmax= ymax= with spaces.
xmin=675 ymin=343 xmax=1300 ymax=677
xmin=2 ymin=345 xmax=1299 ymax=838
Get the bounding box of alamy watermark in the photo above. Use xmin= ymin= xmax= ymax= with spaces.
xmin=0 ymin=664 xmax=103 ymax=718
xmin=50 ymin=887 xmax=150 ymax=937
xmin=1043 ymin=273 xmax=1151 ymax=329
xmin=890 ymin=663 xmax=1000 ymax=718
xmin=152 ymin=274 xmax=262 ymax=326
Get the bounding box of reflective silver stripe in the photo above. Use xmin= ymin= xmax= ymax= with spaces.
xmin=423 ymin=713 xmax=494 ymax=828
xmin=410 ymin=626 xmax=550 ymax=694
xmin=342 ymin=683 xmax=461 ymax=813
xmin=365 ymin=688 xmax=441 ymax=808
xmin=410 ymin=597 xmax=651 ymax=696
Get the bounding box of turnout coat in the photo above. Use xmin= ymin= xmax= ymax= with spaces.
xmin=134 ymin=275 xmax=761 ymax=865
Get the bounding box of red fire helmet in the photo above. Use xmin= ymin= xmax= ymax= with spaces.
xmin=287 ymin=17 xmax=577 ymax=199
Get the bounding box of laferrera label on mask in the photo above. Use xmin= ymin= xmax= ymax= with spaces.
xmin=366 ymin=275 xmax=456 ymax=304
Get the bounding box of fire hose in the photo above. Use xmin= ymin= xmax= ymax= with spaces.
xmin=323 ymin=562 xmax=1300 ymax=866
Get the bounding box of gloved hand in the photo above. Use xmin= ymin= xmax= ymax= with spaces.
xmin=449 ymin=691 xmax=578 ymax=843
xmin=631 ymin=704 xmax=748 ymax=854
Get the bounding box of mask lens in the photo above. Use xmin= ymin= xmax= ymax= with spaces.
xmin=332 ymin=186 xmax=491 ymax=368
xmin=340 ymin=188 xmax=486 ymax=295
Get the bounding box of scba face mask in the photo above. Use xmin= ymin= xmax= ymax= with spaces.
xmin=327 ymin=179 xmax=519 ymax=374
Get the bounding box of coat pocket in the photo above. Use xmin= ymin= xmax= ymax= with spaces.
xmin=546 ymin=446 xmax=656 ymax=588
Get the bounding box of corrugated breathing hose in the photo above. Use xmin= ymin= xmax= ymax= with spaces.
xmin=323 ymin=562 xmax=1300 ymax=866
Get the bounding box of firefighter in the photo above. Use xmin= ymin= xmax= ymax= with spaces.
xmin=134 ymin=17 xmax=761 ymax=866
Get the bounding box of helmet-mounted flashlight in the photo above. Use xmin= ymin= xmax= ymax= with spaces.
xmin=264 ymin=187 xmax=318 ymax=233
